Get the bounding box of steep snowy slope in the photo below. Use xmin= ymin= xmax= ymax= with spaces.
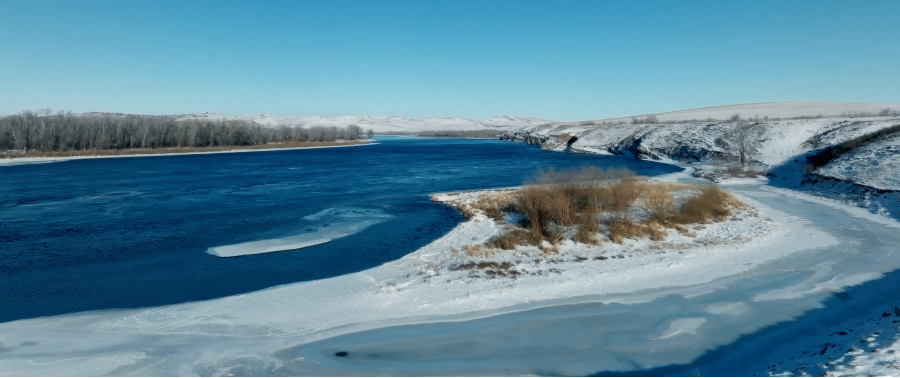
xmin=816 ymin=132 xmax=900 ymax=191
xmin=504 ymin=117 xmax=900 ymax=165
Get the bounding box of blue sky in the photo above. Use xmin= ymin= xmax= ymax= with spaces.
xmin=1 ymin=0 xmax=898 ymax=121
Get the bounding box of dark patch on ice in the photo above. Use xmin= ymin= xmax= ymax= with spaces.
xmin=335 ymin=351 xmax=348 ymax=357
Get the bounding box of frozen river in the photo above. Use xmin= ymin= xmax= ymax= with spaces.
xmin=273 ymin=183 xmax=900 ymax=376
xmin=2 ymin=139 xmax=899 ymax=376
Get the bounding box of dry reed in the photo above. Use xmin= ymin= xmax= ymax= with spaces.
xmin=471 ymin=166 xmax=745 ymax=252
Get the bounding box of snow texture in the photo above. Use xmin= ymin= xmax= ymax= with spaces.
xmin=816 ymin=132 xmax=900 ymax=192
xmin=586 ymin=101 xmax=900 ymax=124
xmin=208 ymin=208 xmax=393 ymax=257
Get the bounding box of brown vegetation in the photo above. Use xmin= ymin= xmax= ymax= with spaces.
xmin=670 ymin=185 xmax=740 ymax=224
xmin=518 ymin=166 xmax=637 ymax=241
xmin=467 ymin=166 xmax=745 ymax=253
xmin=485 ymin=229 xmax=540 ymax=250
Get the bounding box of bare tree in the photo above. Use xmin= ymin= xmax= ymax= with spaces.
xmin=0 ymin=109 xmax=367 ymax=153
xmin=346 ymin=124 xmax=360 ymax=140
xmin=724 ymin=122 xmax=764 ymax=168
xmin=366 ymin=128 xmax=374 ymax=138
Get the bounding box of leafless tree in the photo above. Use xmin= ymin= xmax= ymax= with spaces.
xmin=724 ymin=122 xmax=764 ymax=168
xmin=0 ymin=110 xmax=364 ymax=153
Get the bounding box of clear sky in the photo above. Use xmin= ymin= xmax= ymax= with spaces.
xmin=1 ymin=0 xmax=898 ymax=121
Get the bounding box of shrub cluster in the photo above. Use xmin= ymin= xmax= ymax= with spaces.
xmin=476 ymin=167 xmax=744 ymax=252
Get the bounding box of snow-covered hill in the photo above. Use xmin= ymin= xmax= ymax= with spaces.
xmin=501 ymin=101 xmax=900 ymax=216
xmin=816 ymin=132 xmax=900 ymax=192
xmin=174 ymin=113 xmax=553 ymax=132
xmin=591 ymin=101 xmax=900 ymax=123
xmin=505 ymin=116 xmax=900 ymax=165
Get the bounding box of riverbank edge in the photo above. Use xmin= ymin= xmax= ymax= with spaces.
xmin=0 ymin=140 xmax=375 ymax=165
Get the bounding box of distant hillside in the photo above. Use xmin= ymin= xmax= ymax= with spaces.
xmin=585 ymin=101 xmax=900 ymax=124
xmin=173 ymin=113 xmax=555 ymax=132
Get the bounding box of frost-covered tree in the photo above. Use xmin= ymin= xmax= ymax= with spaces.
xmin=724 ymin=122 xmax=764 ymax=168
xmin=0 ymin=109 xmax=367 ymax=153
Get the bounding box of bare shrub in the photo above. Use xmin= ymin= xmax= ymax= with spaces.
xmin=469 ymin=166 xmax=744 ymax=254
xmin=519 ymin=166 xmax=637 ymax=239
xmin=674 ymin=186 xmax=735 ymax=223
xmin=485 ymin=229 xmax=540 ymax=250
xmin=642 ymin=184 xmax=674 ymax=220
xmin=645 ymin=220 xmax=668 ymax=241
xmin=574 ymin=213 xmax=601 ymax=245
xmin=605 ymin=176 xmax=639 ymax=212
xmin=518 ymin=185 xmax=567 ymax=239
xmin=606 ymin=216 xmax=644 ymax=244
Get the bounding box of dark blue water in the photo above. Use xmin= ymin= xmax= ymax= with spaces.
xmin=0 ymin=137 xmax=680 ymax=323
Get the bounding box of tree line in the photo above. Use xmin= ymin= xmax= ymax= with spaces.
xmin=0 ymin=109 xmax=371 ymax=153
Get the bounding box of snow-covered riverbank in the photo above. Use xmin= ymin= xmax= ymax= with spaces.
xmin=1 ymin=168 xmax=868 ymax=376
xmin=3 ymin=108 xmax=900 ymax=374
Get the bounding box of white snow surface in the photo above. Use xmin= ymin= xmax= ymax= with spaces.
xmin=0 ymin=179 xmax=810 ymax=376
xmin=764 ymin=304 xmax=900 ymax=377
xmin=513 ymin=116 xmax=900 ymax=167
xmin=4 ymin=168 xmax=900 ymax=375
xmin=207 ymin=208 xmax=393 ymax=257
xmin=589 ymin=101 xmax=900 ymax=123
xmin=174 ymin=113 xmax=554 ymax=133
xmin=816 ymin=132 xmax=900 ymax=192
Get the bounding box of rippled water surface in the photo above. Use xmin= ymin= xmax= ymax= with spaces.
xmin=0 ymin=137 xmax=681 ymax=322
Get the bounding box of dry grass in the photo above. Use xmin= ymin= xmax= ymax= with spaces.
xmin=485 ymin=229 xmax=540 ymax=250
xmin=0 ymin=140 xmax=370 ymax=159
xmin=518 ymin=166 xmax=638 ymax=241
xmin=464 ymin=244 xmax=495 ymax=259
xmin=642 ymin=184 xmax=674 ymax=220
xmin=671 ymin=185 xmax=741 ymax=224
xmin=464 ymin=166 xmax=747 ymax=253
xmin=471 ymin=192 xmax=517 ymax=222
xmin=606 ymin=216 xmax=643 ymax=244
xmin=574 ymin=213 xmax=601 ymax=245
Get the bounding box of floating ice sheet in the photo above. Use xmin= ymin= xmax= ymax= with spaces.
xmin=207 ymin=208 xmax=393 ymax=257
